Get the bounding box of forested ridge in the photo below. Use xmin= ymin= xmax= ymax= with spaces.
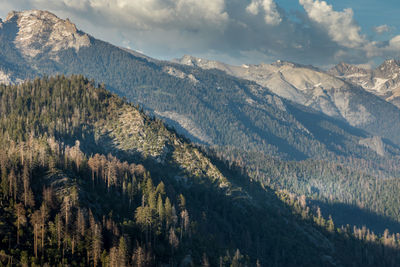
xmin=0 ymin=76 xmax=400 ymax=266
xmin=212 ymin=147 xmax=400 ymax=233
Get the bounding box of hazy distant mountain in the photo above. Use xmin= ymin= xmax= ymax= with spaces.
xmin=174 ymin=55 xmax=400 ymax=146
xmin=330 ymin=60 xmax=400 ymax=108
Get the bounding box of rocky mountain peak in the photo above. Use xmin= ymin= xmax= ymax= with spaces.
xmin=381 ymin=58 xmax=400 ymax=67
xmin=4 ymin=10 xmax=90 ymax=58
xmin=271 ymin=60 xmax=296 ymax=68
xmin=376 ymin=59 xmax=400 ymax=76
xmin=328 ymin=59 xmax=400 ymax=107
xmin=178 ymin=55 xmax=201 ymax=66
xmin=329 ymin=62 xmax=369 ymax=76
xmin=173 ymin=55 xmax=238 ymax=75
xmin=176 ymin=55 xmax=220 ymax=69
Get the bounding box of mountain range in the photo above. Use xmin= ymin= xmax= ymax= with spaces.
xmin=3 ymin=73 xmax=400 ymax=266
xmin=173 ymin=55 xmax=400 ymax=146
xmin=1 ymin=10 xmax=398 ymax=160
xmin=2 ymin=10 xmax=400 ymax=263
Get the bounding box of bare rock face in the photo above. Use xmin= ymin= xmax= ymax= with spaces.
xmin=162 ymin=66 xmax=199 ymax=84
xmin=359 ymin=136 xmax=386 ymax=157
xmin=0 ymin=70 xmax=12 ymax=85
xmin=329 ymin=62 xmax=370 ymax=77
xmin=5 ymin=10 xmax=90 ymax=58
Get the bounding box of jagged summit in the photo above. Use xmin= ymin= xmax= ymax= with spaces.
xmin=176 ymin=54 xmax=226 ymax=68
xmin=376 ymin=59 xmax=400 ymax=77
xmin=329 ymin=59 xmax=400 ymax=107
xmin=271 ymin=59 xmax=309 ymax=69
xmin=178 ymin=54 xmax=201 ymax=65
xmin=6 ymin=10 xmax=54 ymax=21
xmin=2 ymin=9 xmax=90 ymax=58
xmin=271 ymin=59 xmax=296 ymax=67
xmin=173 ymin=55 xmax=240 ymax=76
xmin=329 ymin=62 xmax=370 ymax=77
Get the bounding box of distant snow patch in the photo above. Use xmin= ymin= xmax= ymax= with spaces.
xmin=373 ymin=78 xmax=389 ymax=92
xmin=343 ymin=73 xmax=368 ymax=78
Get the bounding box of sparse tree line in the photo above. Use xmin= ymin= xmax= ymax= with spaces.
xmin=0 ymin=76 xmax=254 ymax=266
xmin=0 ymin=136 xmax=241 ymax=266
xmin=2 ymin=75 xmax=400 ymax=266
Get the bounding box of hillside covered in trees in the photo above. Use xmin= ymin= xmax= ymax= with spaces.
xmin=3 ymin=10 xmax=400 ymax=239
xmin=1 ymin=76 xmax=400 ymax=266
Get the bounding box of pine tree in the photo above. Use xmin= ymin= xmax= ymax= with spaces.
xmin=231 ymin=249 xmax=243 ymax=267
xmin=202 ymin=253 xmax=210 ymax=267
xmin=31 ymin=210 xmax=41 ymax=258
xmin=55 ymin=213 xmax=63 ymax=250
xmin=15 ymin=203 xmax=27 ymax=244
xmin=327 ymin=215 xmax=335 ymax=233
xmin=8 ymin=169 xmax=17 ymax=201
xmin=109 ymin=246 xmax=119 ymax=267
xmin=118 ymin=236 xmax=128 ymax=267
xmin=132 ymin=245 xmax=146 ymax=267
xmin=164 ymin=197 xmax=172 ymax=229
xmin=40 ymin=203 xmax=50 ymax=252
xmin=76 ymin=207 xmax=86 ymax=237
xmin=92 ymin=223 xmax=103 ymax=267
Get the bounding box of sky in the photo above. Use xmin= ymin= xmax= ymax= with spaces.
xmin=1 ymin=0 xmax=400 ymax=67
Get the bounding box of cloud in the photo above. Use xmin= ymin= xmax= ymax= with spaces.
xmin=296 ymin=0 xmax=400 ymax=64
xmin=373 ymin=24 xmax=390 ymax=34
xmin=299 ymin=0 xmax=365 ymax=48
xmin=246 ymin=0 xmax=282 ymax=25
xmin=25 ymin=0 xmax=229 ymax=31
xmin=361 ymin=35 xmax=400 ymax=59
xmin=387 ymin=35 xmax=400 ymax=51
xmin=1 ymin=0 xmax=400 ymax=66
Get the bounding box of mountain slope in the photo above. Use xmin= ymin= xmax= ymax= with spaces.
xmin=174 ymin=55 xmax=400 ymax=146
xmin=2 ymin=10 xmax=400 ymax=238
xmin=3 ymin=75 xmax=400 ymax=266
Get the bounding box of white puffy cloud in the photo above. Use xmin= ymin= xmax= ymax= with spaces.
xmin=246 ymin=0 xmax=281 ymax=25
xmin=299 ymin=0 xmax=365 ymax=48
xmin=25 ymin=0 xmax=229 ymax=31
xmin=373 ymin=24 xmax=389 ymax=34
xmin=362 ymin=35 xmax=400 ymax=59
xmin=388 ymin=35 xmax=400 ymax=50
xmin=1 ymin=0 xmax=400 ymax=66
